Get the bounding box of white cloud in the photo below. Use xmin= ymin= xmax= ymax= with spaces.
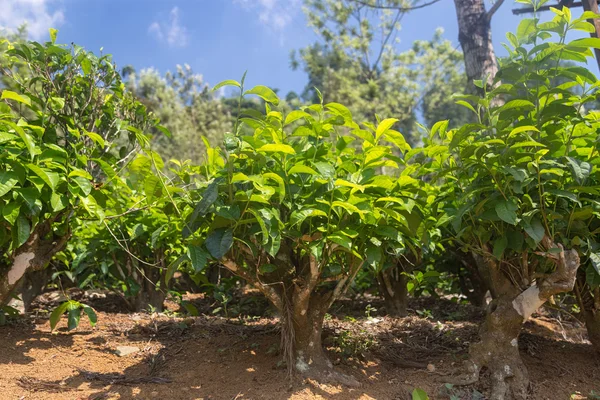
xmin=148 ymin=7 xmax=189 ymax=48
xmin=0 ymin=0 xmax=65 ymax=40
xmin=234 ymin=0 xmax=301 ymax=33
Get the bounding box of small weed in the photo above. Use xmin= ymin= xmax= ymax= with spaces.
xmin=364 ymin=303 xmax=377 ymax=318
xmin=330 ymin=329 xmax=376 ymax=357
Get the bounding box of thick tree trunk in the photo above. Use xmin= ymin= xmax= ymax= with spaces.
xmin=453 ymin=0 xmax=499 ymax=90
xmin=1 ymin=222 xmax=68 ymax=306
xmin=377 ymin=268 xmax=408 ymax=317
xmin=454 ymin=239 xmax=579 ymax=400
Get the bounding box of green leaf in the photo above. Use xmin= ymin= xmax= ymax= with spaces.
xmin=0 ymin=170 xmax=19 ymax=197
xmin=2 ymin=203 xmax=20 ymax=225
xmin=263 ymin=173 xmax=286 ymax=197
xmin=144 ymin=175 xmax=162 ymax=203
xmin=495 ymin=200 xmax=518 ymax=225
xmin=150 ymin=226 xmax=163 ymax=249
xmin=68 ymin=169 xmax=93 ymax=180
xmin=569 ymin=37 xmax=600 ymax=49
xmin=331 ymin=201 xmax=362 ymax=215
xmin=586 ymin=264 xmax=600 ymax=287
xmin=81 ymin=194 xmax=104 ymax=220
xmin=2 ymin=121 xmax=36 ymax=159
xmin=212 ymin=79 xmax=241 ymax=92
xmin=590 ymin=253 xmax=600 ymax=276
xmin=49 ymin=302 xmax=70 ymax=331
xmin=49 ymin=28 xmax=58 ymax=43
xmin=289 ymin=208 xmax=327 ymax=227
xmin=571 ymin=21 xmax=596 ymax=33
xmin=205 ymin=228 xmax=234 ymax=259
xmin=326 ymin=102 xmax=353 ymax=123
xmin=49 ymin=97 xmax=65 ymax=111
xmin=1 ymin=90 xmax=31 ymax=106
xmin=26 ymin=164 xmax=59 ymax=190
xmin=523 ymin=217 xmax=545 ymax=244
xmin=455 ymin=100 xmax=478 ymax=114
xmin=257 ymin=144 xmax=295 ymax=155
xmin=84 ymin=131 xmax=105 ymax=148
xmin=15 ymin=215 xmax=30 ymax=247
xmin=493 ymin=236 xmax=508 ymax=259
xmin=188 ymin=245 xmax=208 ymax=272
xmin=509 ymin=125 xmax=539 ymax=137
xmin=259 ymin=263 xmax=277 ymax=274
xmin=247 ymin=208 xmax=269 ymax=244
xmin=313 ymin=162 xmax=335 ymax=179
xmin=165 ymin=254 xmax=187 ymax=284
xmin=50 ymin=192 xmax=68 ymax=212
xmin=412 ymin=388 xmax=429 ymax=400
xmin=183 ymin=179 xmax=220 ymax=238
xmin=288 ymin=164 xmax=318 ymax=175
xmin=80 ymin=57 xmax=92 ymax=76
xmin=73 ymin=177 xmax=92 ymax=196
xmin=93 ymin=159 xmax=118 ymax=182
xmin=67 ymin=308 xmax=81 ymax=331
xmin=375 ymin=118 xmax=398 ymax=139
xmin=499 ymin=99 xmax=535 ymax=112
xmin=284 ymin=110 xmax=311 ymax=125
xmin=516 ymin=18 xmax=536 ymax=41
xmin=244 ymin=85 xmax=279 ymax=105
xmin=565 ymin=157 xmax=591 ymax=184
xmin=82 ymin=306 xmax=97 ymax=327
xmin=328 ymin=233 xmax=352 ymax=250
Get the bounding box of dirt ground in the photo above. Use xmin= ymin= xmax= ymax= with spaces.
xmin=0 ymin=292 xmax=599 ymax=400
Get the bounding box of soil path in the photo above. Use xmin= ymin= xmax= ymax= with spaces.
xmin=0 ymin=296 xmax=598 ymax=399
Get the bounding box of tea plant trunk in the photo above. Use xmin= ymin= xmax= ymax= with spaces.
xmin=377 ymin=267 xmax=408 ymax=317
xmin=132 ymin=264 xmax=167 ymax=312
xmin=453 ymin=0 xmax=499 ymax=89
xmin=288 ymin=292 xmax=330 ymax=373
xmin=454 ymin=240 xmax=579 ymax=399
xmin=223 ymin=256 xmax=362 ymax=386
xmin=456 ymin=251 xmax=489 ymax=307
xmin=577 ymin=275 xmax=600 ymax=354
xmin=20 ymin=268 xmax=52 ymax=312
xmin=0 ymin=222 xmax=68 ymax=307
xmin=585 ymin=308 xmax=600 ymax=354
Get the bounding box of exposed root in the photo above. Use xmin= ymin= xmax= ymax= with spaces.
xmin=303 ymin=367 xmax=361 ymax=388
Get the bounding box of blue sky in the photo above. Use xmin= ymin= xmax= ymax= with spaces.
xmin=0 ymin=0 xmax=596 ymax=96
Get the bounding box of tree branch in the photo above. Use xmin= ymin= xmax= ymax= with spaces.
xmin=349 ymin=0 xmax=442 ymax=11
xmin=487 ymin=0 xmax=506 ymax=21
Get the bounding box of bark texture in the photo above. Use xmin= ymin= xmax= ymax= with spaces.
xmin=585 ymin=309 xmax=600 ymax=354
xmin=454 ymin=239 xmax=579 ymax=400
xmin=132 ymin=264 xmax=167 ymax=312
xmin=377 ymin=266 xmax=408 ymax=317
xmin=0 ymin=221 xmax=69 ymax=306
xmin=222 ymin=246 xmax=363 ymax=386
xmin=457 ymin=251 xmax=489 ymax=307
xmin=453 ymin=0 xmax=499 ymax=89
xmin=576 ymin=273 xmax=600 ymax=354
xmin=582 ymin=0 xmax=600 ymax=70
xmin=20 ymin=268 xmax=52 ymax=312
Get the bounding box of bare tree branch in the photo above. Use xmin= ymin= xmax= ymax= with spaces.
xmin=487 ymin=0 xmax=506 ymax=21
xmin=349 ymin=0 xmax=442 ymax=11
